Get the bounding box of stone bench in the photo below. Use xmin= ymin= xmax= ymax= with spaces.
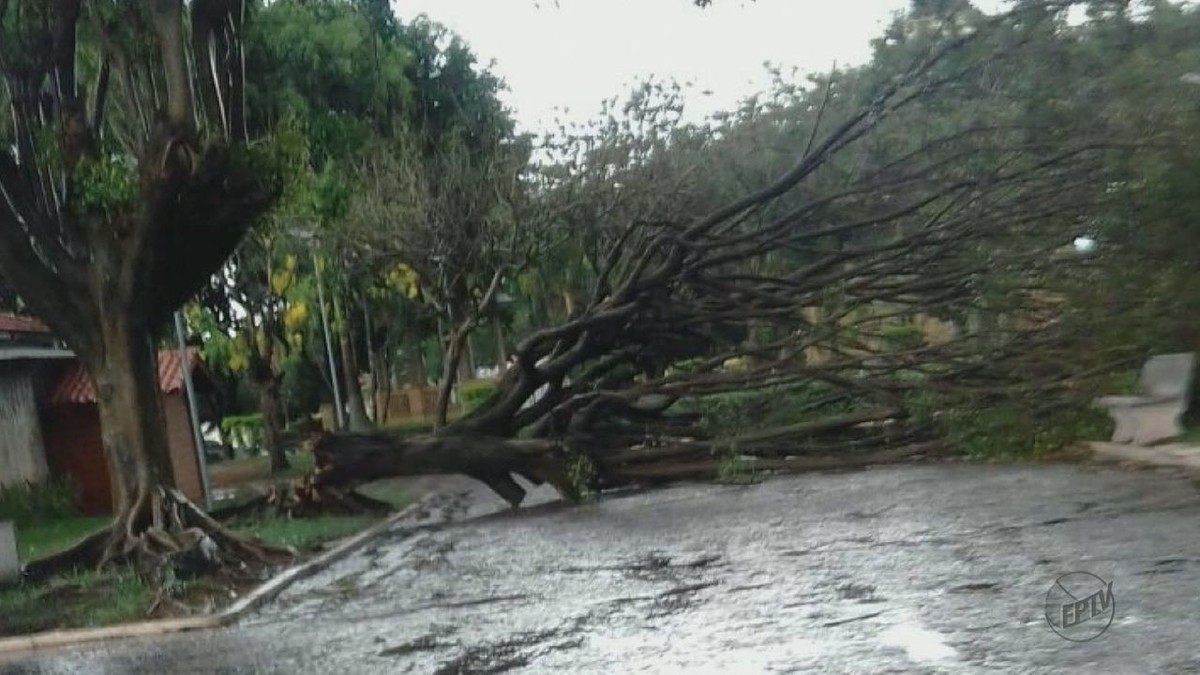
xmin=1096 ymin=353 xmax=1196 ymax=446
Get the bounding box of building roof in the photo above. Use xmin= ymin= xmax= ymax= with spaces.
xmin=50 ymin=347 xmax=202 ymax=405
xmin=0 ymin=314 xmax=50 ymax=334
xmin=0 ymin=347 xmax=75 ymax=362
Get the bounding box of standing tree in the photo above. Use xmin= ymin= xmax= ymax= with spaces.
xmin=243 ymin=0 xmax=414 ymax=431
xmin=338 ymin=18 xmax=535 ymax=426
xmin=0 ymin=1 xmax=283 ymax=576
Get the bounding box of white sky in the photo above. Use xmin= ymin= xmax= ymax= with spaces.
xmin=391 ymin=0 xmax=1006 ymax=132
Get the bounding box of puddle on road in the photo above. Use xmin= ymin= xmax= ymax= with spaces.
xmin=879 ymin=622 xmax=959 ymax=665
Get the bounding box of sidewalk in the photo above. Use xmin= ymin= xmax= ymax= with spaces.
xmin=1090 ymin=441 xmax=1200 ymax=470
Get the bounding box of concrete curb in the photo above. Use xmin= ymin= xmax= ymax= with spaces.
xmin=0 ymin=499 xmax=428 ymax=657
xmin=1090 ymin=441 xmax=1200 ymax=471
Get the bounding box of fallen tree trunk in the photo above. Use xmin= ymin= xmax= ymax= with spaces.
xmin=309 ymin=409 xmax=929 ymax=507
xmin=311 ymin=432 xmax=580 ymax=507
xmin=304 ymin=8 xmax=1113 ymax=510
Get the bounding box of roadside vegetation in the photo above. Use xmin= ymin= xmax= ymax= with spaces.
xmin=0 ymin=468 xmax=408 ymax=637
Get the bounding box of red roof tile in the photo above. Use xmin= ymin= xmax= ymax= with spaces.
xmin=0 ymin=314 xmax=49 ymax=334
xmin=50 ymin=347 xmax=201 ymax=405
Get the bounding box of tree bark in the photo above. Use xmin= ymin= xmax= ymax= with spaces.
xmin=465 ymin=336 xmax=478 ymax=380
xmin=241 ymin=294 xmax=289 ymax=473
xmin=256 ymin=373 xmax=289 ymax=474
xmin=494 ymin=320 xmax=508 ymax=373
xmin=23 ymin=315 xmax=294 ymax=579
xmin=435 ymin=328 xmax=468 ymax=429
xmin=90 ymin=320 xmax=177 ymax=525
xmin=312 ymin=431 xmax=576 ymax=507
xmin=363 ymin=300 xmax=385 ymax=424
xmin=151 ymin=0 xmax=194 ymax=131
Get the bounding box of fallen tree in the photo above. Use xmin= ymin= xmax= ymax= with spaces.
xmin=311 ymin=3 xmax=1129 ymax=506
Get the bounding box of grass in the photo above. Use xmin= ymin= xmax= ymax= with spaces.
xmin=16 ymin=516 xmax=110 ymax=562
xmin=0 ymin=510 xmax=393 ymax=637
xmin=236 ymin=516 xmax=380 ymax=551
xmin=11 ymin=479 xmax=410 ymax=564
xmin=0 ymin=453 xmax=414 ymax=637
xmin=715 ymin=452 xmax=760 ymax=486
xmin=383 ymin=417 xmax=438 ymax=436
xmin=0 ymin=570 xmax=152 ymax=636
xmin=381 ymin=410 xmax=468 ymax=436
xmin=1179 ymin=426 xmax=1200 ymax=445
xmin=208 ymin=450 xmax=316 ymax=489
xmin=229 ymin=480 xmax=410 ymax=552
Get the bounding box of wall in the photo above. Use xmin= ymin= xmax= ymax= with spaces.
xmin=41 ymin=403 xmax=110 ymax=515
xmin=0 ymin=366 xmax=49 ymax=489
xmin=163 ymin=393 xmax=205 ymax=504
xmin=42 ymin=395 xmax=206 ymax=515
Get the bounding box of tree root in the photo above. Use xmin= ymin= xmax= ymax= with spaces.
xmin=23 ymin=486 xmax=293 ymax=583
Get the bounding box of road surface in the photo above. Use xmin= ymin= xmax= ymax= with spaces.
xmin=4 ymin=463 xmax=1200 ymax=674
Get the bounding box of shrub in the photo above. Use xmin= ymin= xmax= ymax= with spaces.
xmin=566 ymin=453 xmax=598 ymax=501
xmin=907 ymin=391 xmax=1111 ymax=459
xmin=221 ymin=414 xmax=264 ymax=453
xmin=0 ymin=478 xmax=78 ymax=527
xmin=679 ymin=381 xmax=856 ymax=437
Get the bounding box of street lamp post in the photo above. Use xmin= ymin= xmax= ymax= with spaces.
xmin=292 ymin=224 xmax=345 ymax=430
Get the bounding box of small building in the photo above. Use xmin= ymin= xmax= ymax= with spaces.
xmin=43 ymin=348 xmax=210 ymax=515
xmin=0 ymin=314 xmax=210 ymax=515
xmin=0 ymin=315 xmax=73 ymax=490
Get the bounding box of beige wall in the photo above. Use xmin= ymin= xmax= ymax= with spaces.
xmin=0 ymin=368 xmax=48 ymax=488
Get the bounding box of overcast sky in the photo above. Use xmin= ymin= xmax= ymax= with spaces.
xmin=391 ymin=0 xmax=1007 ymax=132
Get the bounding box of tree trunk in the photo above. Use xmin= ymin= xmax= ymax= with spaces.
xmin=465 ymin=336 xmax=478 ymax=381
xmin=435 ymin=329 xmax=468 ymax=429
xmin=334 ymin=293 xmax=372 ymax=432
xmin=22 ymin=318 xmax=292 ymax=580
xmin=257 ymin=374 xmax=289 ymax=474
xmin=92 ymin=321 xmax=177 ymax=525
xmin=312 ymin=431 xmax=577 ymax=507
xmin=494 ymin=320 xmax=508 ymax=373
xmin=363 ymin=301 xmax=384 ymax=424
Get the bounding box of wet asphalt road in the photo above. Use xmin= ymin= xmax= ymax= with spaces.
xmin=4 ymin=462 xmax=1200 ymax=674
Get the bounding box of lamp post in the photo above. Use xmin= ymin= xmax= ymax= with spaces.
xmin=293 ymin=225 xmax=345 ymax=430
